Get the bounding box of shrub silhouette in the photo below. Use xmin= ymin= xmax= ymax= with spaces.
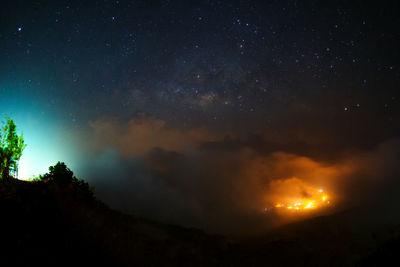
xmin=40 ymin=162 xmax=94 ymax=198
xmin=41 ymin=162 xmax=74 ymax=184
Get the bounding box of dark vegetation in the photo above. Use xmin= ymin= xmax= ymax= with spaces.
xmin=1 ymin=164 xmax=400 ymax=266
xmin=0 ymin=163 xmax=224 ymax=266
xmin=0 ymin=119 xmax=399 ymax=266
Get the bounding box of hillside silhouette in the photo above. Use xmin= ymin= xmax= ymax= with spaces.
xmin=0 ymin=174 xmax=223 ymax=266
xmin=1 ymin=166 xmax=399 ymax=266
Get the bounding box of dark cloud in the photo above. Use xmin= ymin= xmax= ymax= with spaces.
xmin=78 ymin=115 xmax=400 ymax=236
xmin=88 ymin=113 xmax=217 ymax=156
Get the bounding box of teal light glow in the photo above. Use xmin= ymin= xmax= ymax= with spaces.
xmin=0 ymin=88 xmax=80 ymax=180
xmin=11 ymin=117 xmax=78 ymax=180
xmin=17 ymin=124 xmax=66 ymax=180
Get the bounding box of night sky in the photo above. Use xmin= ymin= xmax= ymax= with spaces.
xmin=1 ymin=0 xmax=400 ymax=234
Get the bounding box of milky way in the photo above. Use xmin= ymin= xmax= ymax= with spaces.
xmin=1 ymin=0 xmax=399 ymax=234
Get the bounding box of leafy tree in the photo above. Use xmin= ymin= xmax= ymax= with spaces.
xmin=0 ymin=118 xmax=26 ymax=179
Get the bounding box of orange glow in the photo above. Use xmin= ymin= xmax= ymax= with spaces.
xmin=268 ymin=178 xmax=332 ymax=212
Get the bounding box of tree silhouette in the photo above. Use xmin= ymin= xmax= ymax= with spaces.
xmin=40 ymin=162 xmax=94 ymax=198
xmin=0 ymin=118 xmax=26 ymax=179
xmin=40 ymin=162 xmax=75 ymax=184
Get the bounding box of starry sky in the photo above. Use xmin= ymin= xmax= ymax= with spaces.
xmin=1 ymin=0 xmax=400 ymax=234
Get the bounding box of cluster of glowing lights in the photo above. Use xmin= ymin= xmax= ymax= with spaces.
xmin=274 ymin=188 xmax=330 ymax=212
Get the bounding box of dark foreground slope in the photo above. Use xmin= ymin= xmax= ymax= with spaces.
xmin=0 ymin=179 xmax=224 ymax=266
xmin=0 ymin=179 xmax=399 ymax=266
xmin=227 ymin=207 xmax=400 ymax=266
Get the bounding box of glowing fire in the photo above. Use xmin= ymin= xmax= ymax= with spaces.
xmin=273 ymin=187 xmax=330 ymax=211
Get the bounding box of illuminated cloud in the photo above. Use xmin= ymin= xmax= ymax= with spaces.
xmin=82 ymin=119 xmax=400 ymax=235
xmin=88 ymin=113 xmax=217 ymax=156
